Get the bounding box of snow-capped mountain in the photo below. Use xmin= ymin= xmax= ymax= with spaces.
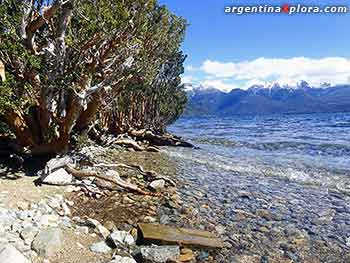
xmin=184 ymin=82 xmax=350 ymax=116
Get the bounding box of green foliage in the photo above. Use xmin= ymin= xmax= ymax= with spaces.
xmin=0 ymin=0 xmax=188 ymax=149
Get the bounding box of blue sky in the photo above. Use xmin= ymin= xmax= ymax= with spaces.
xmin=159 ymin=0 xmax=350 ymax=91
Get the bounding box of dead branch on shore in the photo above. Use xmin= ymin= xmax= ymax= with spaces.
xmin=93 ymin=162 xmax=176 ymax=187
xmin=65 ymin=164 xmax=160 ymax=196
xmin=129 ymin=129 xmax=194 ymax=148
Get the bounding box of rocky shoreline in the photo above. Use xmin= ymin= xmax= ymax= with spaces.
xmin=0 ymin=144 xmax=224 ymax=263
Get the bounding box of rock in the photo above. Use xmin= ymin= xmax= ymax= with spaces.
xmin=104 ymin=220 xmax=117 ymax=231
xmin=61 ymin=202 xmax=71 ymax=216
xmin=179 ymin=253 xmax=194 ymax=262
xmin=31 ymin=228 xmax=62 ymax=257
xmin=215 ymin=225 xmax=226 ymax=235
xmin=140 ymin=245 xmax=180 ymax=263
xmin=40 ymin=214 xmax=59 ymax=226
xmin=20 ymin=226 xmax=39 ymax=245
xmin=76 ymin=226 xmax=89 ymax=235
xmin=47 ymin=197 xmax=61 ymax=209
xmin=90 ymin=241 xmax=112 ymax=254
xmin=111 ymin=255 xmax=137 ymax=263
xmin=108 ymin=230 xmax=135 ymax=247
xmin=0 ymin=245 xmax=31 ymax=263
xmin=85 ymin=218 xmax=110 ymax=238
xmin=144 ymin=216 xmax=157 ymax=223
xmin=41 ymin=168 xmax=73 ymax=186
xmin=96 ymin=224 xmax=110 ymax=239
xmin=179 ymin=248 xmax=194 ymax=262
xmin=44 ymin=156 xmax=73 ymax=174
xmin=138 ymin=223 xmax=224 ymax=249
xmin=256 ymin=209 xmax=272 ymax=221
xmin=150 ymin=180 xmax=166 ymax=192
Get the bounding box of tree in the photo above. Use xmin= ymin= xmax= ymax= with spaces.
xmin=101 ymin=5 xmax=187 ymax=134
xmin=0 ymin=0 xmax=187 ymax=155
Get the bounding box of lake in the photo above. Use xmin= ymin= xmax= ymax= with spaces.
xmin=166 ymin=112 xmax=350 ymax=262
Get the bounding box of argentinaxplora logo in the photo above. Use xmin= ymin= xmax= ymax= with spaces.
xmin=224 ymin=4 xmax=349 ymax=15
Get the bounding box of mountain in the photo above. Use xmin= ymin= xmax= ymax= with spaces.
xmin=184 ymin=82 xmax=350 ymax=116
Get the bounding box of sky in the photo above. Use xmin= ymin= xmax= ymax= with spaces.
xmin=159 ymin=0 xmax=350 ymax=91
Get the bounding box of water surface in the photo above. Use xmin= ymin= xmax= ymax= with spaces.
xmin=167 ymin=113 xmax=350 ymax=262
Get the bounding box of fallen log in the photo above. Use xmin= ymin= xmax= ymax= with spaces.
xmin=94 ymin=162 xmax=176 ymax=187
xmin=65 ymin=164 xmax=160 ymax=196
xmin=114 ymin=138 xmax=146 ymax=151
xmin=129 ymin=129 xmax=194 ymax=148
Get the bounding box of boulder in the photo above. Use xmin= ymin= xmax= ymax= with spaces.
xmin=20 ymin=225 xmax=39 ymax=245
xmin=150 ymin=180 xmax=165 ymax=192
xmin=140 ymin=245 xmax=180 ymax=263
xmin=108 ymin=230 xmax=135 ymax=247
xmin=0 ymin=245 xmax=31 ymax=263
xmin=40 ymin=168 xmax=73 ymax=186
xmin=44 ymin=156 xmax=73 ymax=174
xmin=138 ymin=223 xmax=224 ymax=249
xmin=31 ymin=228 xmax=62 ymax=257
xmin=90 ymin=241 xmax=112 ymax=254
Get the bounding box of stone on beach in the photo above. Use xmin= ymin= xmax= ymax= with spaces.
xmin=150 ymin=180 xmax=166 ymax=192
xmin=0 ymin=245 xmax=31 ymax=263
xmin=108 ymin=230 xmax=135 ymax=247
xmin=110 ymin=255 xmax=137 ymax=263
xmin=138 ymin=223 xmax=224 ymax=249
xmin=90 ymin=241 xmax=112 ymax=253
xmin=31 ymin=228 xmax=63 ymax=257
xmin=40 ymin=168 xmax=73 ymax=186
xmin=140 ymin=245 xmax=180 ymax=263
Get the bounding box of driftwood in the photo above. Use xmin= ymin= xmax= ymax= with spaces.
xmin=129 ymin=129 xmax=194 ymax=148
xmin=114 ymin=138 xmax=146 ymax=151
xmin=65 ymin=164 xmax=160 ymax=196
xmin=93 ymin=162 xmax=176 ymax=187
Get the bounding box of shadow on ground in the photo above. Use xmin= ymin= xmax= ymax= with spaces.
xmin=0 ymin=153 xmax=50 ymax=180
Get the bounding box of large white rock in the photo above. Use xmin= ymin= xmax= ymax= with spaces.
xmin=0 ymin=245 xmax=31 ymax=263
xmin=41 ymin=168 xmax=73 ymax=186
xmin=31 ymin=228 xmax=62 ymax=257
xmin=108 ymin=230 xmax=135 ymax=248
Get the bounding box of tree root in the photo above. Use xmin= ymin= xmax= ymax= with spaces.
xmin=65 ymin=164 xmax=160 ymax=196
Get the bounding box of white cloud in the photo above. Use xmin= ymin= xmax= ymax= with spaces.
xmin=202 ymin=79 xmax=234 ymax=92
xmin=200 ymin=57 xmax=350 ymax=89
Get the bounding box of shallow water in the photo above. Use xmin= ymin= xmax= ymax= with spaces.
xmin=167 ymin=113 xmax=350 ymax=262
